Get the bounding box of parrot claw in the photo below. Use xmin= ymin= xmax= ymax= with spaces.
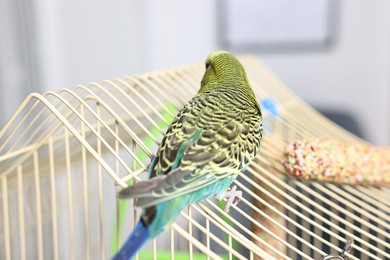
xmin=223 ymin=185 xmax=242 ymax=213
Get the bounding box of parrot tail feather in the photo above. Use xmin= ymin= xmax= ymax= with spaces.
xmin=112 ymin=221 xmax=149 ymax=260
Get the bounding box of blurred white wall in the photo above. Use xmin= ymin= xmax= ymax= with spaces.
xmin=33 ymin=0 xmax=218 ymax=91
xmin=258 ymin=1 xmax=390 ymax=146
xmin=1 ymin=0 xmax=389 ymax=145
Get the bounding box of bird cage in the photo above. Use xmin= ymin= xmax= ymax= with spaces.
xmin=0 ymin=55 xmax=389 ymax=260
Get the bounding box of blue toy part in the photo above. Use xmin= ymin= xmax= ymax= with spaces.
xmin=259 ymin=98 xmax=279 ymax=133
xmin=260 ymin=98 xmax=279 ymax=118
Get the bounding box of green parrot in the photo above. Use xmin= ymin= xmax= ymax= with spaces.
xmin=113 ymin=51 xmax=263 ymax=260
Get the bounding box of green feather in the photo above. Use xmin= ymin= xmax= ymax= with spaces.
xmin=171 ymin=129 xmax=202 ymax=170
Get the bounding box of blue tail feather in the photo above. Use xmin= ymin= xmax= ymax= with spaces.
xmin=113 ymin=221 xmax=150 ymax=260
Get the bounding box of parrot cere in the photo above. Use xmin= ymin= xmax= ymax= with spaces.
xmin=283 ymin=138 xmax=390 ymax=185
xmin=113 ymin=51 xmax=263 ymax=260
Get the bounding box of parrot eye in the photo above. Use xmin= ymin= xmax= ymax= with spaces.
xmin=205 ymin=62 xmax=211 ymax=70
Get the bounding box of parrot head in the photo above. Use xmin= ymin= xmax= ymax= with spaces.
xmin=200 ymin=51 xmax=250 ymax=93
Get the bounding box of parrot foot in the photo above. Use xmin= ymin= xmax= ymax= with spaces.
xmin=223 ymin=185 xmax=242 ymax=213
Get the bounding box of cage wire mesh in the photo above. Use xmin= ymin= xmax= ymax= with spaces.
xmin=0 ymin=55 xmax=389 ymax=260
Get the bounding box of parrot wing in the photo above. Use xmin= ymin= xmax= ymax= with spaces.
xmin=118 ymin=94 xmax=259 ymax=208
xmin=119 ymin=126 xmax=241 ymax=208
xmin=118 ymin=167 xmax=239 ymax=208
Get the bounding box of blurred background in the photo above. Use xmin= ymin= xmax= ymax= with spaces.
xmin=0 ymin=0 xmax=389 ymax=145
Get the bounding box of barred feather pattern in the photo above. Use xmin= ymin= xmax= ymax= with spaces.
xmin=152 ymin=88 xmax=262 ymax=178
